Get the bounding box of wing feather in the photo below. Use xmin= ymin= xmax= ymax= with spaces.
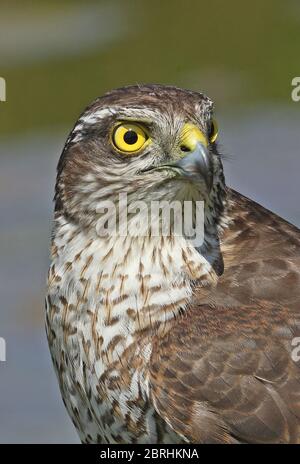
xmin=150 ymin=190 xmax=300 ymax=443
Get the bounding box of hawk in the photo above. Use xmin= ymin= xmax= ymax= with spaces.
xmin=46 ymin=84 xmax=300 ymax=444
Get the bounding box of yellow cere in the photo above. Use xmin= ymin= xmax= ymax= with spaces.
xmin=112 ymin=123 xmax=148 ymax=153
xmin=180 ymin=123 xmax=208 ymax=151
xmin=180 ymin=121 xmax=218 ymax=150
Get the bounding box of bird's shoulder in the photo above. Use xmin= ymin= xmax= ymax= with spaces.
xmin=223 ymin=188 xmax=300 ymax=262
xmin=149 ymin=303 xmax=300 ymax=443
xmin=149 ymin=191 xmax=300 ymax=443
xmin=201 ymin=188 xmax=300 ymax=308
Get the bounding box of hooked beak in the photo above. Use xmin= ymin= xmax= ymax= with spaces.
xmin=174 ymin=141 xmax=213 ymax=191
xmin=143 ymin=123 xmax=214 ymax=192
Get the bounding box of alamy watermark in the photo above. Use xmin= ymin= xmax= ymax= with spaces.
xmin=291 ymin=337 xmax=300 ymax=362
xmin=95 ymin=193 xmax=205 ymax=247
xmin=0 ymin=77 xmax=6 ymax=102
xmin=0 ymin=337 xmax=6 ymax=362
xmin=291 ymin=77 xmax=300 ymax=102
xmin=1 ymin=78 xmax=7 ymax=360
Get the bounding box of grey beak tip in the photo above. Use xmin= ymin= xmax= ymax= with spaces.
xmin=175 ymin=144 xmax=213 ymax=191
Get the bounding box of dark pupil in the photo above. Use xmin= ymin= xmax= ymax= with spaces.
xmin=124 ymin=130 xmax=138 ymax=145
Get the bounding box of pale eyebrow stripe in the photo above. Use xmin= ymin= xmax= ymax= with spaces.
xmin=77 ymin=106 xmax=159 ymax=130
xmin=79 ymin=108 xmax=117 ymax=125
xmin=109 ymin=107 xmax=158 ymax=120
xmin=113 ymin=116 xmax=153 ymax=125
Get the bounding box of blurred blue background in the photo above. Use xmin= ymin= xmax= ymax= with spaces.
xmin=0 ymin=0 xmax=299 ymax=443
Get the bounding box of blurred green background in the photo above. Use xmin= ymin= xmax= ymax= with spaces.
xmin=0 ymin=0 xmax=299 ymax=444
xmin=1 ymin=0 xmax=299 ymax=135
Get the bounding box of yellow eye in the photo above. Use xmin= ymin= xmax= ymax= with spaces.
xmin=209 ymin=119 xmax=218 ymax=143
xmin=112 ymin=123 xmax=148 ymax=153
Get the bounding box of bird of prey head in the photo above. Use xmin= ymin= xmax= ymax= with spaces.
xmin=55 ymin=85 xmax=226 ymax=241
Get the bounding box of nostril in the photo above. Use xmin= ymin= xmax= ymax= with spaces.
xmin=180 ymin=145 xmax=190 ymax=152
